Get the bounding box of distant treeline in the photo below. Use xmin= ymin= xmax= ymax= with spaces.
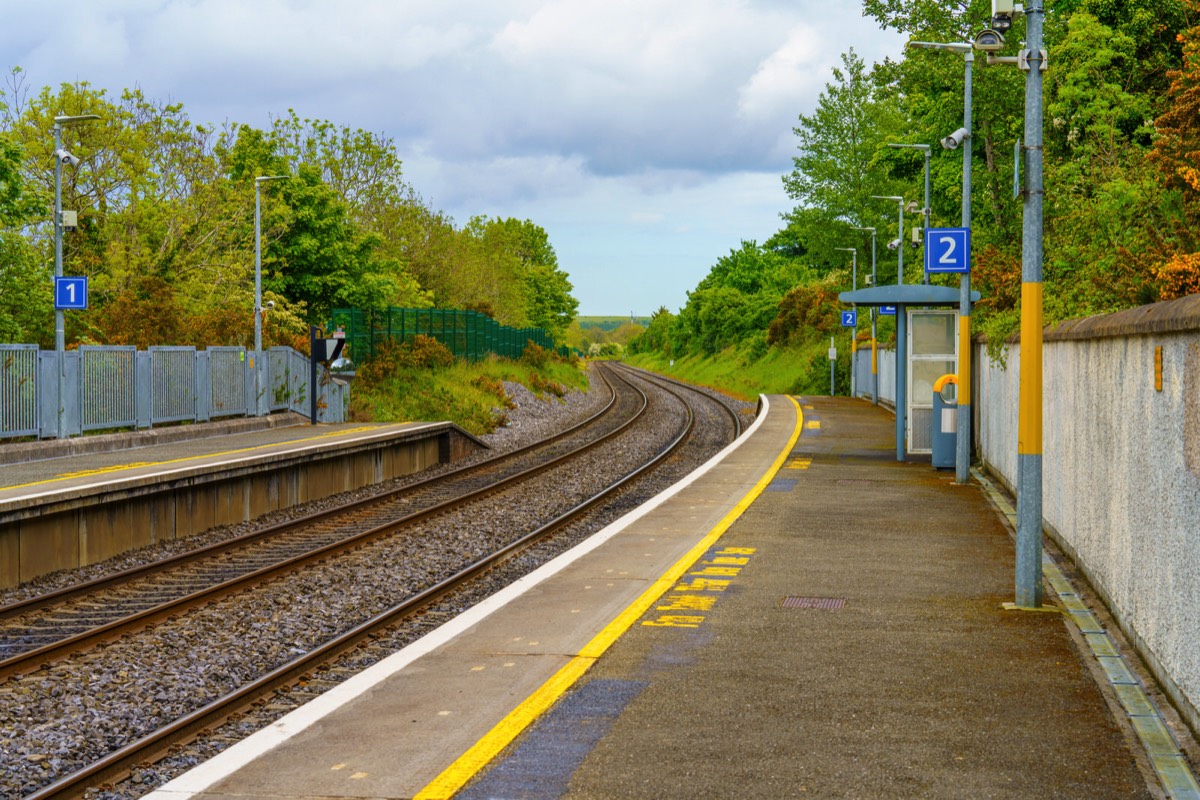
xmin=631 ymin=0 xmax=1200 ymax=390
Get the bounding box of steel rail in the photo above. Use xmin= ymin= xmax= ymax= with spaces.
xmin=0 ymin=368 xmax=621 ymax=623
xmin=0 ymin=366 xmax=646 ymax=682
xmin=23 ymin=362 xmax=719 ymax=800
xmin=610 ymin=362 xmax=744 ymax=439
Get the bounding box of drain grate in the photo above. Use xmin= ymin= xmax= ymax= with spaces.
xmin=781 ymin=596 xmax=845 ymax=610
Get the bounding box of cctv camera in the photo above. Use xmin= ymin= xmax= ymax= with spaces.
xmin=887 ymin=239 xmax=901 ymax=251
xmin=941 ymin=128 xmax=970 ymax=150
xmin=55 ymin=149 xmax=80 ymax=168
xmin=973 ymin=29 xmax=1005 ymax=52
xmin=265 ymin=300 xmax=275 ymax=309
xmin=991 ymin=0 xmax=1023 ymax=33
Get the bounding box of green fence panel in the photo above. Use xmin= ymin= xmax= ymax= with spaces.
xmin=331 ymin=307 xmax=561 ymax=363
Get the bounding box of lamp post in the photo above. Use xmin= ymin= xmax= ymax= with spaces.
xmin=1015 ymin=1 xmax=1047 ymax=609
xmin=872 ymin=194 xmax=908 ymax=460
xmin=908 ymin=40 xmax=975 ymax=486
xmin=871 ymin=195 xmax=905 ymax=285
xmin=887 ymin=143 xmax=931 ymax=283
xmin=254 ymin=175 xmax=288 ymax=415
xmin=53 ymin=113 xmax=100 ymax=438
xmin=852 ymin=226 xmax=878 ymax=405
xmin=835 ymin=247 xmax=858 ymax=398
xmin=53 ymin=114 xmax=100 ymax=355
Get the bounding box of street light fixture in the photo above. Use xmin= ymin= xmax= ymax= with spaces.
xmin=254 ymin=175 xmax=288 ymax=415
xmin=851 ymin=226 xmax=878 ymax=405
xmin=907 ymin=39 xmax=976 ymax=486
xmin=871 ymin=195 xmax=906 ymax=285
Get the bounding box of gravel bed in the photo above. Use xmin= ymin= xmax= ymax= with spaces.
xmin=0 ymin=364 xmax=752 ymax=799
xmin=0 ymin=369 xmax=610 ymax=609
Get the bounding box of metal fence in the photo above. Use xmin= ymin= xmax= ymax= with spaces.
xmin=0 ymin=343 xmax=346 ymax=440
xmin=0 ymin=345 xmax=38 ymax=438
xmin=331 ymin=307 xmax=568 ymax=362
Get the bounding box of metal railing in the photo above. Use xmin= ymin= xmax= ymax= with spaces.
xmin=0 ymin=345 xmax=38 ymax=438
xmin=0 ymin=343 xmax=346 ymax=440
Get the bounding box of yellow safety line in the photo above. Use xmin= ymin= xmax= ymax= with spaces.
xmin=1 ymin=425 xmax=392 ymax=491
xmin=415 ymin=396 xmax=805 ymax=799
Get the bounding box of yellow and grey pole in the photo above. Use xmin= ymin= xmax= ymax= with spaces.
xmin=1016 ymin=0 xmax=1045 ymax=608
xmin=957 ymin=50 xmax=974 ymax=485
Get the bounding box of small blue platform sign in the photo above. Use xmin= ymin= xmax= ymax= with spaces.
xmin=925 ymin=227 xmax=971 ymax=274
xmin=840 ymin=310 xmax=857 ymax=327
xmin=880 ymin=305 xmax=897 ymax=316
xmin=55 ymin=276 xmax=88 ymax=310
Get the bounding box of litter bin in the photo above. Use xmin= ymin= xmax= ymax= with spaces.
xmin=932 ymin=374 xmax=957 ymax=470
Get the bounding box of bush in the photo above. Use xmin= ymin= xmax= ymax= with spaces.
xmin=357 ymin=335 xmax=455 ymax=382
xmin=472 ymin=374 xmax=516 ymax=409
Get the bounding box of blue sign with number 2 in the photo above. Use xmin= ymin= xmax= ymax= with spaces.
xmin=925 ymin=228 xmax=971 ymax=274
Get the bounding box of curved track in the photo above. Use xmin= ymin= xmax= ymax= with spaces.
xmin=4 ymin=364 xmax=748 ymax=800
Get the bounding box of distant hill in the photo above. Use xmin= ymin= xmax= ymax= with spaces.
xmin=576 ymin=316 xmax=650 ymax=332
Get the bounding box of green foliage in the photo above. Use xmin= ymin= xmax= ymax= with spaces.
xmin=626 ymin=3 xmax=1200 ymax=403
xmin=781 ymin=50 xmax=906 ymax=270
xmin=350 ymin=351 xmax=587 ymax=436
xmin=0 ymin=71 xmax=576 ymax=347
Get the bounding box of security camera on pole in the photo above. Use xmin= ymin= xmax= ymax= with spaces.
xmin=52 ymin=113 xmax=101 ymax=438
xmin=254 ymin=175 xmax=288 ymax=416
xmin=852 ymin=226 xmax=878 ymax=405
xmin=968 ymin=0 xmax=1048 ymax=609
xmin=906 ymin=39 xmax=977 ymax=487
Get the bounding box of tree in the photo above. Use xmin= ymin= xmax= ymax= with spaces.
xmin=781 ymin=49 xmax=904 ymax=268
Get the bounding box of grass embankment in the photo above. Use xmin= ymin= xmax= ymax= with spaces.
xmin=348 ymin=338 xmax=588 ymax=436
xmin=624 ymin=338 xmax=851 ymax=399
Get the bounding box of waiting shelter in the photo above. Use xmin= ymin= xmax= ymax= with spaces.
xmin=838 ymin=284 xmax=980 ymax=462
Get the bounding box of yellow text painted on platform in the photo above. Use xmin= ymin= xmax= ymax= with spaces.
xmin=642 ymin=547 xmax=757 ymax=628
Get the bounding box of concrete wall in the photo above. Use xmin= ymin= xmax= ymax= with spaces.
xmin=975 ymin=295 xmax=1200 ymax=737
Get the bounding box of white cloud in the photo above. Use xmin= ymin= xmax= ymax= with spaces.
xmin=737 ymin=26 xmax=825 ymax=120
xmin=1 ymin=0 xmax=906 ymax=314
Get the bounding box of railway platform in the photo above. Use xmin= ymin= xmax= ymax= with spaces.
xmin=146 ymin=395 xmax=1198 ymax=799
xmin=0 ymin=416 xmax=486 ymax=588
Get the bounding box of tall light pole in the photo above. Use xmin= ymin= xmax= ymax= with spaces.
xmin=253 ymin=176 xmax=288 ymax=355
xmin=873 ymin=194 xmax=908 ymax=460
xmin=836 ymin=247 xmax=858 ymax=398
xmin=1016 ymin=1 xmax=1046 ymax=609
xmin=909 ymin=40 xmax=975 ymax=485
xmin=53 ymin=114 xmax=100 ymax=355
xmin=872 ymin=195 xmax=905 ymax=285
xmin=254 ymin=175 xmax=288 ymax=415
xmin=852 ymin=226 xmax=878 ymax=405
xmin=887 ymin=143 xmax=931 ymax=283
xmin=53 ymin=113 xmax=100 ymax=438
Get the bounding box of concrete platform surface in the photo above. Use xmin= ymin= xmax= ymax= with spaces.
xmin=145 ymin=396 xmax=1190 ymax=800
xmin=0 ymin=421 xmax=458 ymax=499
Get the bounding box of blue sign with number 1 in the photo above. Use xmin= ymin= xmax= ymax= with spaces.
xmin=925 ymin=228 xmax=971 ymax=274
xmin=55 ymin=276 xmax=88 ymax=310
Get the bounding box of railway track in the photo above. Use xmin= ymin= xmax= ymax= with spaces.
xmin=0 ymin=364 xmax=630 ymax=677
xmin=2 ymin=364 xmax=747 ymax=800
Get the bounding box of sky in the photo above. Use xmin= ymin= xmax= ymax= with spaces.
xmin=1 ymin=1 xmax=905 ymax=316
